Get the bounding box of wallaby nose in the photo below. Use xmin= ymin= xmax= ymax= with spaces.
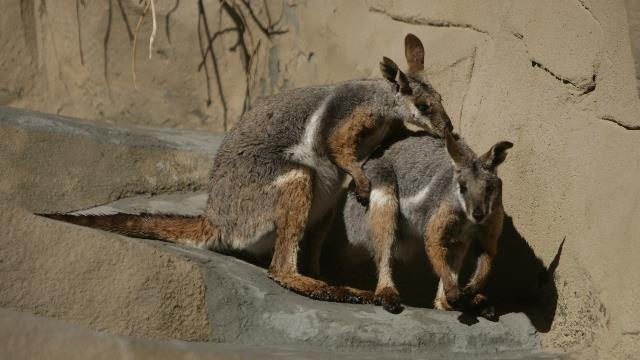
xmin=472 ymin=207 xmax=484 ymax=222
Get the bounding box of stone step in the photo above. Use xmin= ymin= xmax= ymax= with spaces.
xmin=66 ymin=193 xmax=551 ymax=357
xmin=1 ymin=308 xmax=561 ymax=360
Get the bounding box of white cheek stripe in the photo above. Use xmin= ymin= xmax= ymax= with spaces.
xmin=455 ymin=182 xmax=468 ymax=213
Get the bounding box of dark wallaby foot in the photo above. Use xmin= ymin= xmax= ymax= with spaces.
xmin=268 ymin=271 xmax=374 ymax=304
xmin=445 ymin=286 xmax=471 ymax=310
xmin=479 ymin=305 xmax=497 ymax=321
xmin=466 ymin=293 xmax=498 ymax=321
xmin=374 ymin=287 xmax=403 ymax=314
xmin=311 ymin=285 xmax=373 ymax=304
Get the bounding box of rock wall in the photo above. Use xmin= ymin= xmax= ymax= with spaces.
xmin=1 ymin=0 xmax=639 ymax=358
xmin=624 ymin=0 xmax=640 ymax=91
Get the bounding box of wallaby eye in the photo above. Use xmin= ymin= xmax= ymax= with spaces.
xmin=459 ymin=182 xmax=467 ymax=194
xmin=415 ymin=104 xmax=430 ymax=113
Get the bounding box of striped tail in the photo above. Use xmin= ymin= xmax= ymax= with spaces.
xmin=39 ymin=213 xmax=217 ymax=248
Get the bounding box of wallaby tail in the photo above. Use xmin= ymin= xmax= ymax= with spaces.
xmin=39 ymin=213 xmax=217 ymax=248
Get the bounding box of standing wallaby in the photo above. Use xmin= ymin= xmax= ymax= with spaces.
xmin=343 ymin=129 xmax=512 ymax=314
xmin=43 ymin=34 xmax=452 ymax=305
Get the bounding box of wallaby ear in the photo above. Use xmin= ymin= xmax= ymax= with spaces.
xmin=397 ymin=69 xmax=412 ymax=94
xmin=444 ymin=128 xmax=468 ymax=167
xmin=380 ymin=56 xmax=399 ymax=83
xmin=480 ymin=141 xmax=514 ymax=171
xmin=405 ymin=33 xmax=425 ymax=73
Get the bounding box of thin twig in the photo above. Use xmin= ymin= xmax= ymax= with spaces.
xmin=196 ymin=0 xmax=288 ymax=125
xmin=76 ymin=0 xmax=84 ymax=65
xmin=132 ymin=0 xmax=151 ymax=89
xmin=116 ymin=0 xmax=134 ymax=41
xmin=104 ymin=0 xmax=113 ymax=98
xmin=239 ymin=0 xmax=288 ymax=37
xmin=197 ymin=7 xmax=213 ymax=106
xmin=197 ymin=27 xmax=238 ymax=70
xmin=165 ymin=0 xmax=180 ymax=43
xmin=199 ymin=0 xmax=228 ymax=129
xmin=148 ymin=0 xmax=157 ymax=59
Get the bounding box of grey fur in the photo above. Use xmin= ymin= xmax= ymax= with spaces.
xmin=204 ymin=35 xmax=452 ymax=262
xmin=344 ymin=132 xmax=507 ymax=261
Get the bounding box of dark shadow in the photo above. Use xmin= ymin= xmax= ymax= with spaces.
xmin=485 ymin=218 xmax=563 ymax=332
xmin=320 ymin=211 xmax=562 ymax=333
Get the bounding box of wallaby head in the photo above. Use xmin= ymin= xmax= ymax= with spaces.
xmin=379 ymin=33 xmax=453 ymax=135
xmin=444 ymin=129 xmax=513 ymax=224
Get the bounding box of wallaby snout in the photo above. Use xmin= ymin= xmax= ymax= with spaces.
xmin=472 ymin=207 xmax=485 ymax=223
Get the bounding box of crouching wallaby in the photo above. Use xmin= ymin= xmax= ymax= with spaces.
xmin=343 ymin=129 xmax=512 ymax=315
xmin=42 ymin=34 xmax=452 ymax=305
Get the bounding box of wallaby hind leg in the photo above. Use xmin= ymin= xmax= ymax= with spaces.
xmin=432 ymin=241 xmax=469 ymax=311
xmin=367 ymin=182 xmax=403 ymax=314
xmin=267 ymin=166 xmax=373 ymax=303
xmin=306 ymin=208 xmax=335 ymax=279
xmin=460 ymin=212 xmax=502 ymax=320
xmin=425 ymin=203 xmax=471 ymax=310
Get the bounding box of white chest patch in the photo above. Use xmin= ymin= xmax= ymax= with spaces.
xmin=370 ymin=188 xmax=396 ymax=208
xmin=285 ymin=100 xmax=344 ymax=223
xmin=399 ymin=177 xmax=436 ymax=233
xmin=287 ymin=101 xmax=327 ymax=168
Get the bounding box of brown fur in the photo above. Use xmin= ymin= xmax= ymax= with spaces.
xmin=425 ymin=203 xmax=465 ymax=305
xmin=465 ymin=202 xmax=503 ymax=295
xmin=426 ymin=200 xmax=504 ymax=312
xmin=369 ymin=186 xmax=399 ymax=289
xmin=43 ymin=213 xmax=218 ymax=248
xmin=267 ymin=166 xmax=373 ymax=303
xmin=327 ymin=106 xmax=390 ymax=202
xmin=368 ymin=184 xmax=402 ymax=313
xmin=404 ymin=33 xmax=425 ymax=73
xmin=41 ymin=33 xmax=452 ymax=309
xmin=269 ymin=166 xmax=313 ymax=276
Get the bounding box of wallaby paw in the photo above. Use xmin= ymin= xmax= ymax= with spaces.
xmin=445 ymin=286 xmax=463 ymax=310
xmin=349 ymin=179 xmax=371 ymax=206
xmin=374 ymin=287 xmax=403 ymax=314
xmin=446 ymin=286 xmax=473 ymax=311
xmin=467 ymin=293 xmax=498 ymax=321
xmin=354 ymin=186 xmax=370 ymax=206
xmin=479 ymin=305 xmax=497 ymax=321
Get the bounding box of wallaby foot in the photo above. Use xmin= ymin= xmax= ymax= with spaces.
xmin=269 ymin=165 xmax=374 ymax=304
xmin=268 ymin=271 xmax=374 ymax=304
xmin=445 ymin=285 xmax=472 ymax=311
xmin=465 ymin=293 xmax=497 ymax=321
xmin=374 ymin=286 xmax=403 ymax=314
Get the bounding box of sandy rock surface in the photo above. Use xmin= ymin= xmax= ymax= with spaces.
xmin=0 ymin=106 xmax=221 ymax=213
xmin=0 ymin=108 xmax=557 ymax=358
xmin=1 ymin=309 xmax=561 ymax=360
xmin=1 ymin=0 xmax=640 ymax=358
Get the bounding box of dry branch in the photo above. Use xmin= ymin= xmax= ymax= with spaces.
xmin=197 ymin=0 xmax=288 ymax=129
